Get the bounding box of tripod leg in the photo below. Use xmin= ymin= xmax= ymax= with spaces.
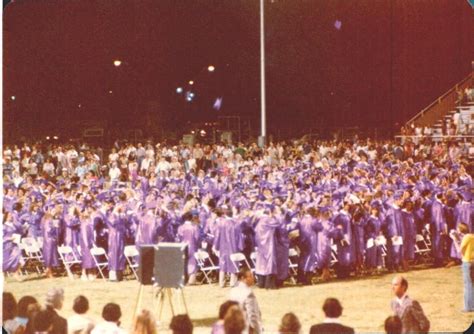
xmin=167 ymin=288 xmax=175 ymax=316
xmin=133 ymin=284 xmax=144 ymax=319
xmin=179 ymin=288 xmax=189 ymax=315
xmin=158 ymin=288 xmax=165 ymax=321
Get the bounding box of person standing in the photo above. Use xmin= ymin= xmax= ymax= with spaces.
xmin=2 ymin=212 xmax=23 ymax=281
xmin=177 ymin=211 xmax=201 ymax=285
xmin=229 ymin=268 xmax=262 ymax=334
xmin=390 ymin=275 xmax=430 ymax=334
xmin=214 ymin=207 xmax=243 ymax=287
xmin=106 ymin=204 xmax=127 ymax=282
xmin=254 ymin=207 xmax=280 ymax=289
xmin=459 ymin=223 xmax=474 ymax=312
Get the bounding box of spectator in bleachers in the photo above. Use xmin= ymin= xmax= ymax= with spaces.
xmin=223 ymin=305 xmax=246 ymax=334
xmin=67 ymin=295 xmax=95 ymax=334
xmin=384 ymin=316 xmax=402 ymax=334
xmin=212 ymin=300 xmax=239 ymax=334
xmin=44 ymin=288 xmax=68 ymax=334
xmin=91 ymin=303 xmax=126 ymax=334
xmin=278 ymin=312 xmax=301 ymax=334
xmin=132 ymin=309 xmax=157 ymax=334
xmin=169 ymin=314 xmax=193 ymax=334
xmin=15 ymin=296 xmax=39 ymax=329
xmin=309 ymin=298 xmax=354 ymax=334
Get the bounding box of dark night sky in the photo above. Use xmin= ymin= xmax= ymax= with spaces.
xmin=3 ymin=0 xmax=474 ymax=140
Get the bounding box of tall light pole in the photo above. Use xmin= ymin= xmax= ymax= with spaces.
xmin=259 ymin=0 xmax=266 ymax=148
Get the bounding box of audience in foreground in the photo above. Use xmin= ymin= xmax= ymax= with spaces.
xmin=309 ymin=298 xmax=354 ymax=334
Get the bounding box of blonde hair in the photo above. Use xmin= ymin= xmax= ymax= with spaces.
xmin=133 ymin=309 xmax=157 ymax=334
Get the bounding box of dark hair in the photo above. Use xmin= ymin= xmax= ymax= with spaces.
xmin=399 ymin=277 xmax=409 ymax=290
xmin=219 ymin=300 xmax=239 ymax=320
xmin=279 ymin=312 xmax=301 ymax=334
xmin=322 ymin=298 xmax=343 ymax=318
xmin=170 ymin=314 xmax=193 ymax=334
xmin=237 ymin=267 xmax=252 ymax=280
xmin=384 ymin=315 xmax=403 ymax=334
xmin=102 ymin=303 xmax=122 ymax=322
xmin=17 ymin=295 xmax=38 ymax=318
xmin=73 ymin=295 xmax=89 ymax=314
xmin=33 ymin=309 xmax=53 ymax=332
xmin=223 ymin=306 xmax=245 ymax=334
xmin=3 ymin=292 xmax=17 ymax=321
xmin=458 ymin=223 xmax=469 ymax=234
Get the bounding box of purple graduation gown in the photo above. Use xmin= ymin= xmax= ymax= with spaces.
xmin=80 ymin=217 xmax=96 ymax=269
xmin=298 ymin=215 xmax=322 ymax=272
xmin=106 ymin=213 xmax=126 ymax=271
xmin=332 ymin=212 xmax=354 ymax=267
xmin=274 ymin=218 xmax=290 ymax=281
xmin=42 ymin=217 xmax=60 ymax=267
xmin=401 ymin=210 xmax=416 ymax=260
xmin=135 ymin=212 xmax=158 ymax=245
xmin=214 ymin=217 xmax=243 ymax=273
xmin=254 ymin=215 xmax=280 ymax=276
xmin=177 ymin=221 xmax=200 ymax=274
xmin=385 ymin=206 xmax=404 ymax=266
xmin=451 ymin=201 xmax=473 ymax=258
xmin=2 ymin=222 xmax=22 ymax=272
xmin=316 ymin=218 xmax=332 ymax=269
xmin=430 ymin=200 xmax=447 ymax=260
xmin=64 ymin=214 xmax=81 ymax=258
xmin=364 ymin=215 xmax=383 ymax=268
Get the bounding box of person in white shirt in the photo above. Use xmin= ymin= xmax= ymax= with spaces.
xmin=108 ymin=163 xmax=121 ymax=182
xmin=67 ymin=295 xmax=95 ymax=334
xmin=91 ymin=303 xmax=126 ymax=334
xmin=229 ymin=268 xmax=262 ymax=334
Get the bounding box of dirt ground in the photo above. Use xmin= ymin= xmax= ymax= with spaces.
xmin=3 ymin=266 xmax=473 ymax=333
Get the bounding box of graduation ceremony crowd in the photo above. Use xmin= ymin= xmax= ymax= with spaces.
xmin=2 ymin=137 xmax=474 ymax=333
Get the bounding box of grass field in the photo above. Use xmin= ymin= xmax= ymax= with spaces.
xmin=3 ymin=266 xmax=473 ymax=333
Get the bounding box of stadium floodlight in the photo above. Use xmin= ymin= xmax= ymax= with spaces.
xmin=208 ymin=65 xmax=215 ymax=72
xmin=113 ymin=60 xmax=122 ymax=67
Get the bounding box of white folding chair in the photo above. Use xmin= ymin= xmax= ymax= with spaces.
xmin=250 ymin=251 xmax=257 ymax=269
xmin=230 ymin=252 xmax=251 ymax=272
xmin=330 ymin=244 xmax=338 ymax=266
xmin=194 ymin=250 xmax=219 ymax=284
xmin=124 ymin=245 xmax=139 ymax=280
xmin=36 ymin=237 xmax=44 ymax=250
xmin=58 ymin=245 xmax=82 ymax=279
xmin=21 ymin=238 xmax=45 ymax=275
xmin=90 ymin=246 xmax=109 ymax=280
xmin=288 ymin=248 xmax=299 ymax=284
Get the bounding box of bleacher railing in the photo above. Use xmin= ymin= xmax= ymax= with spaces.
xmin=405 ymin=71 xmax=473 ymax=128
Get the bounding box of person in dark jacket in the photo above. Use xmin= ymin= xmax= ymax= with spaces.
xmin=44 ymin=288 xmax=67 ymax=334
xmin=309 ymin=298 xmax=354 ymax=334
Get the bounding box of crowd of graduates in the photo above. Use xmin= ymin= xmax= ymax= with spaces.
xmin=2 ymin=137 xmax=473 ymax=285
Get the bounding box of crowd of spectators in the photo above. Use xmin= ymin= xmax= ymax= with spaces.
xmin=3 ymin=274 xmax=432 ymax=334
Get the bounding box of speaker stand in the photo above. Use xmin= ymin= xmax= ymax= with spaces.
xmin=155 ymin=287 xmax=189 ymax=320
xmin=133 ymin=283 xmax=145 ymax=319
